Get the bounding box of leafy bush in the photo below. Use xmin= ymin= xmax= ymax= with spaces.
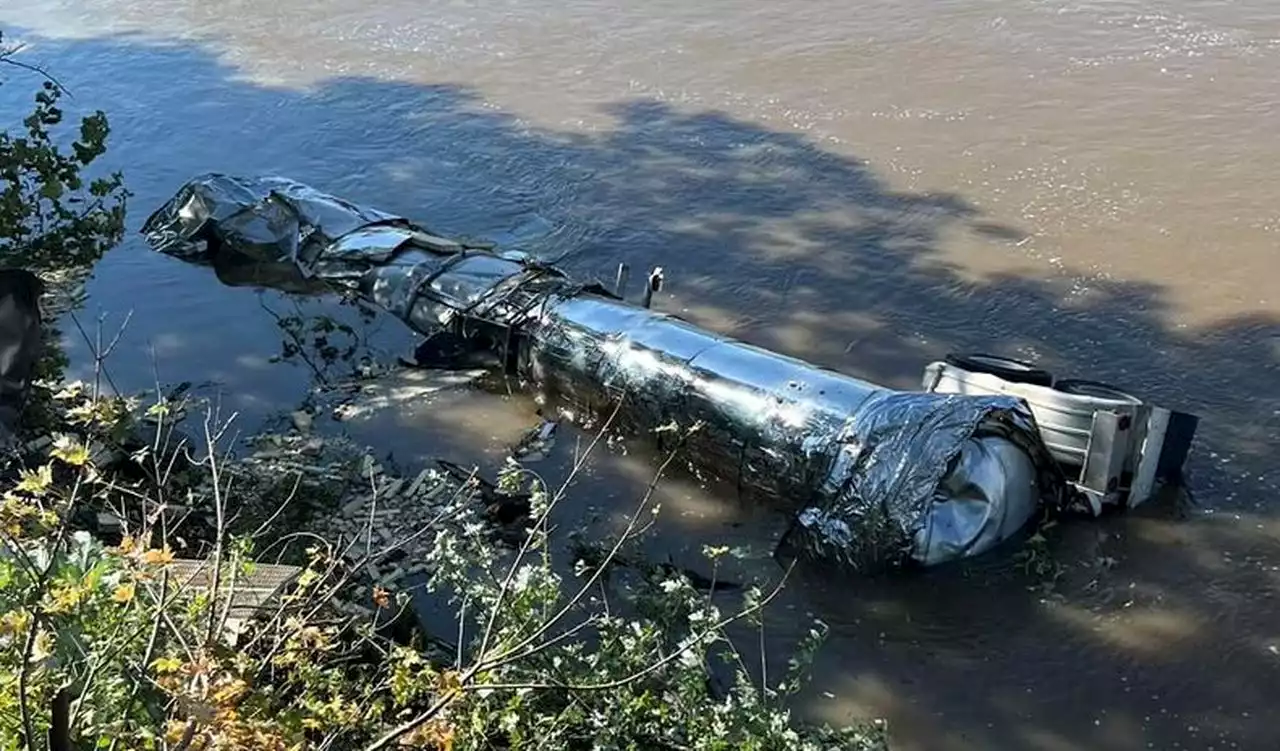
xmin=1 ymin=31 xmax=129 ymax=275
xmin=2 ymin=382 xmax=889 ymax=750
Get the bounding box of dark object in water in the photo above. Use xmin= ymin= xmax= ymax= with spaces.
xmin=143 ymin=174 xmax=1068 ymax=571
xmin=0 ymin=268 xmax=44 ymax=451
xmin=651 ymin=555 xmax=742 ymax=593
xmin=410 ymin=331 xmax=502 ymax=370
xmin=435 ymin=459 xmax=532 ymax=527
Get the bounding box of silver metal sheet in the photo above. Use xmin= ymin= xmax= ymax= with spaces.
xmin=358 ymin=251 xmax=452 ymax=320
xmin=143 ymin=173 xmax=1067 ymax=571
xmin=322 ymin=226 xmax=419 ymax=266
xmin=428 ymin=254 xmax=527 ymax=308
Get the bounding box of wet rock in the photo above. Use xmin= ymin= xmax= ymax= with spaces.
xmin=88 ymin=439 xmax=125 ymax=467
xmin=513 ymin=419 xmax=559 ymax=461
xmin=379 ymin=478 xmax=405 ymax=499
xmin=23 ymin=435 xmax=52 ymax=454
xmin=486 ymin=496 xmax=532 ymax=526
xmin=96 ymin=511 xmax=122 ymax=532
xmin=406 ymin=468 xmax=433 ymax=498
xmin=291 ymin=410 xmax=313 ymax=434
xmin=300 ymin=437 xmax=325 ymax=456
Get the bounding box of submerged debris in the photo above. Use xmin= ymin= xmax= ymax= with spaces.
xmin=234 ymin=418 xmax=529 ymax=618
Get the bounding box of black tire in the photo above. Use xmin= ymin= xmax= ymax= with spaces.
xmin=1052 ymin=379 xmax=1143 ymax=405
xmin=943 ymin=352 xmax=1054 ymax=387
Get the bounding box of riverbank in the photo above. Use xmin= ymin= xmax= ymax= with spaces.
xmin=0 ymin=303 xmax=890 ymax=748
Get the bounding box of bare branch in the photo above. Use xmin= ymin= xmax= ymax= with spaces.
xmin=477 ymin=398 xmax=625 ymax=660
xmin=490 ymin=427 xmax=684 ymax=669
xmin=0 ymin=42 xmax=74 ymax=97
xmin=478 ymin=561 xmax=794 ymax=694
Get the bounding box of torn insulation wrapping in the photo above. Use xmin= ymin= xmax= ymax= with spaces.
xmin=144 ymin=174 xmax=1065 ymax=570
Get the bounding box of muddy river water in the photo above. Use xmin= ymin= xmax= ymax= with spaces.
xmin=3 ymin=1 xmax=1280 ymax=748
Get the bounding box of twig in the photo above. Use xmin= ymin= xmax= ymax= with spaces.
xmin=477 ymin=562 xmax=794 ymax=694
xmin=68 ymin=310 xmax=130 ymax=400
xmin=363 ymin=691 xmax=457 ymax=751
xmin=106 ymin=568 xmax=168 ymax=751
xmin=15 ymin=476 xmax=83 ymax=749
xmin=244 ymin=487 xmax=467 ymax=673
xmin=170 ymin=719 xmax=198 ymax=751
xmin=0 ymin=43 xmax=74 ymax=97
xmin=248 ymin=471 xmax=303 ymax=539
xmin=18 ymin=613 xmax=39 ymax=748
xmin=365 ymin=560 xmax=791 ymax=751
xmin=476 ymin=399 xmax=624 ymax=660
xmin=491 ymin=433 xmax=683 ymax=668
xmin=369 ymin=407 xmax=689 ymax=751
xmin=200 ymin=408 xmax=235 ymax=647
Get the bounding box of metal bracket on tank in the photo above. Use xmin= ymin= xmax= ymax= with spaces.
xmin=614 ymin=263 xmax=631 ymax=300
xmin=643 ymin=267 xmax=664 ymax=309
xmin=1075 ymin=409 xmax=1136 ymax=515
xmin=921 ymin=360 xmax=1197 ymax=514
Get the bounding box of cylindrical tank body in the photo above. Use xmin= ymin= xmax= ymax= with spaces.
xmin=143 ymin=173 xmax=1064 ymax=570
xmin=523 ymin=293 xmax=1052 ymax=568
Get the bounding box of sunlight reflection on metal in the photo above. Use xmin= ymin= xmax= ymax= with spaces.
xmin=143 ymin=173 xmax=1066 ymax=570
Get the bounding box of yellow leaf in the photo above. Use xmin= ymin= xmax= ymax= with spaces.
xmin=30 ymin=629 xmax=54 ymax=662
xmin=112 ymin=583 xmax=135 ymax=604
xmin=111 ymin=535 xmax=137 ymax=556
xmin=151 ymin=656 xmax=183 ymax=674
xmin=372 ymin=586 xmax=390 ymax=609
xmin=15 ymin=464 xmax=54 ymax=495
xmin=51 ymin=435 xmax=92 ymax=466
xmin=44 ymin=583 xmax=85 ymax=614
xmin=164 ymin=720 xmax=187 ymax=744
xmin=0 ymin=610 xmax=31 ymax=638
xmin=141 ymin=546 xmax=175 ymax=566
xmin=212 ymin=679 xmax=248 ymax=706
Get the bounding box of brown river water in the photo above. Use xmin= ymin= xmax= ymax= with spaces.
xmin=3 ymin=1 xmax=1280 ymax=748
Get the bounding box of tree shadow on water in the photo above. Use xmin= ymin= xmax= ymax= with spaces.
xmin=4 ymin=27 xmax=1279 ymax=751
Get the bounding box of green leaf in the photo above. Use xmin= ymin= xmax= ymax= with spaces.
xmin=39 ymin=178 xmax=63 ymax=200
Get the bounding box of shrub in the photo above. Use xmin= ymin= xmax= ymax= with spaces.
xmin=1 ymin=31 xmax=129 ymax=276
xmin=2 ymin=382 xmax=889 ymax=750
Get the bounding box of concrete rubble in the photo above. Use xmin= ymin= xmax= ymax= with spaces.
xmin=234 ymin=393 xmax=507 ymax=620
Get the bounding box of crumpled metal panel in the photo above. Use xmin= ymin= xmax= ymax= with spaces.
xmin=143 ymin=174 xmax=1065 ymax=571
xmin=527 ymin=294 xmax=1061 ymax=568
xmin=790 ymin=390 xmax=1057 ymax=569
xmin=143 ymin=173 xmax=406 ymax=270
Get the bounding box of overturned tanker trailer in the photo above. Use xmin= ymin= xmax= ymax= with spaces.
xmin=142 ymin=174 xmax=1070 ymax=571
